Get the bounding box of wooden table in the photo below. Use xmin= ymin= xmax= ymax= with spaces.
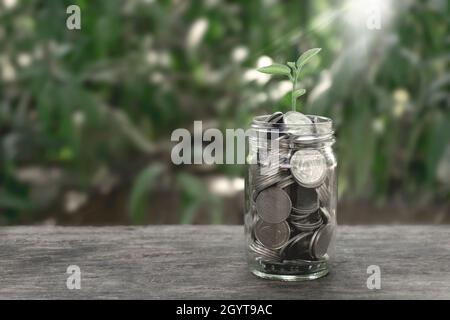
xmin=0 ymin=226 xmax=449 ymax=299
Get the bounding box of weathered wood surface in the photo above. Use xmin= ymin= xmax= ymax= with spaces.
xmin=0 ymin=226 xmax=449 ymax=299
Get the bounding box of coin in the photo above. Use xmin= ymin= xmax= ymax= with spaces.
xmin=283 ymin=111 xmax=313 ymax=136
xmin=279 ymin=232 xmax=312 ymax=260
xmin=309 ymin=224 xmax=335 ymax=259
xmin=249 ymin=240 xmax=281 ymax=262
xmin=290 ymin=149 xmax=327 ymax=188
xmin=254 ymin=171 xmax=289 ymax=193
xmin=289 ymin=213 xmax=323 ymax=232
xmin=275 ymin=175 xmax=296 ymax=190
xmin=317 ymin=183 xmax=330 ymax=207
xmin=262 ymin=112 xmax=285 ymax=140
xmin=255 ymin=187 xmax=292 ymax=223
xmin=290 ymin=208 xmax=313 ymax=219
xmin=291 ymin=185 xmax=319 ymax=213
xmin=254 ymin=220 xmax=291 ymax=250
xmin=318 ymin=207 xmax=331 ymax=225
xmin=283 ymin=111 xmax=312 ymax=126
xmin=266 ymin=111 xmax=284 ymax=123
xmin=254 ymin=166 xmax=280 ymax=182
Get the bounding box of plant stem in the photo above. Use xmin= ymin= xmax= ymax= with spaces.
xmin=291 ymin=72 xmax=298 ymax=112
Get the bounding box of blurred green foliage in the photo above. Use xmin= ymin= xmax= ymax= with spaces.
xmin=0 ymin=0 xmax=449 ymax=224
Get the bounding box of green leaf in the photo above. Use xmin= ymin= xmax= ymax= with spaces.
xmin=0 ymin=191 xmax=34 ymax=211
xmin=257 ymin=63 xmax=291 ymax=76
xmin=177 ymin=173 xmax=206 ymax=198
xmin=177 ymin=173 xmax=207 ymax=223
xmin=179 ymin=201 xmax=200 ymax=224
xmin=209 ymin=196 xmax=224 ymax=224
xmin=287 ymin=62 xmax=296 ymax=70
xmin=294 ymin=88 xmax=306 ymax=98
xmin=129 ymin=163 xmax=164 ymax=224
xmin=296 ymin=48 xmax=321 ymax=68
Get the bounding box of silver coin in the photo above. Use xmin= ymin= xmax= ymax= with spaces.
xmin=309 ymin=224 xmax=335 ymax=259
xmin=317 ymin=183 xmax=330 ymax=207
xmin=255 ymin=187 xmax=292 ymax=223
xmin=254 ymin=172 xmax=289 ymax=193
xmin=292 ymin=206 xmax=317 ymax=216
xmin=253 ymin=165 xmax=281 ymax=180
xmin=283 ymin=111 xmax=312 ymax=126
xmin=318 ymin=207 xmax=332 ymax=225
xmin=249 ymin=240 xmax=281 ymax=262
xmin=254 ymin=220 xmax=291 ymax=250
xmin=266 ymin=111 xmax=284 ymax=123
xmin=283 ymin=111 xmax=313 ymax=136
xmin=253 ymin=169 xmax=280 ymax=184
xmin=290 ymin=209 xmax=313 ymax=220
xmin=290 ymin=208 xmax=319 ymax=220
xmin=291 ymin=185 xmax=319 ymax=213
xmin=290 ymin=149 xmax=327 ymax=188
xmin=280 ymin=232 xmax=312 ymax=260
xmin=266 ymin=115 xmax=285 ymax=139
xmin=257 ymin=163 xmax=280 ymax=177
xmin=275 ymin=175 xmax=296 ymax=190
xmin=289 ymin=214 xmax=323 ymax=232
xmin=254 ymin=171 xmax=284 ymax=191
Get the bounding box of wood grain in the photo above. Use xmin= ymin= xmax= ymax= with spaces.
xmin=0 ymin=225 xmax=449 ymax=299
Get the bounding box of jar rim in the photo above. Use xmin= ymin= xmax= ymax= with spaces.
xmin=252 ymin=114 xmax=332 ymax=127
xmin=251 ymin=114 xmax=334 ymax=138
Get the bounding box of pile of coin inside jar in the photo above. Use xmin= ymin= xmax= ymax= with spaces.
xmin=246 ymin=111 xmax=336 ymax=273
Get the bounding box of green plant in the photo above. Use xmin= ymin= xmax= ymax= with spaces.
xmin=257 ymin=48 xmax=322 ymax=111
xmin=129 ymin=163 xmax=165 ymax=225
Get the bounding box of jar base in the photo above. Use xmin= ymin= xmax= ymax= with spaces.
xmin=251 ymin=268 xmax=329 ymax=281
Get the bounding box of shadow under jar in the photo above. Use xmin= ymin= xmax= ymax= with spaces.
xmin=245 ymin=114 xmax=337 ymax=281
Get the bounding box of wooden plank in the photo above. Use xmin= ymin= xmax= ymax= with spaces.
xmin=0 ymin=226 xmax=449 ymax=299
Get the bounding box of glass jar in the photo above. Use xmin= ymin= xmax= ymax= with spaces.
xmin=245 ymin=113 xmax=337 ymax=281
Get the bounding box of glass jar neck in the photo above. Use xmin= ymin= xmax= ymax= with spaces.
xmin=250 ymin=114 xmax=335 ymax=147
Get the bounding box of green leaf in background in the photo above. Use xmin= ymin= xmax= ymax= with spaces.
xmin=209 ymin=196 xmax=224 ymax=224
xmin=296 ymin=48 xmax=321 ymax=69
xmin=176 ymin=173 xmax=206 ymax=224
xmin=179 ymin=201 xmax=201 ymax=225
xmin=293 ymin=88 xmax=306 ymax=98
xmin=0 ymin=191 xmax=34 ymax=211
xmin=129 ymin=163 xmax=165 ymax=224
xmin=287 ymin=62 xmax=296 ymax=69
xmin=257 ymin=63 xmax=291 ymax=76
xmin=176 ymin=173 xmax=223 ymax=224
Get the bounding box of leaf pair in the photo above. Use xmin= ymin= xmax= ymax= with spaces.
xmin=256 ymin=48 xmax=321 ymax=111
xmin=257 ymin=48 xmax=321 ymax=75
